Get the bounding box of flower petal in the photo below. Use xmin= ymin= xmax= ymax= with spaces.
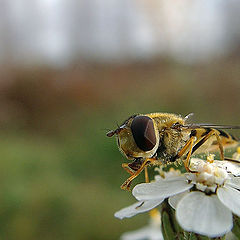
xmin=114 ymin=199 xmax=164 ymax=219
xmin=217 ymin=185 xmax=240 ymax=217
xmin=214 ymin=160 xmax=240 ymax=176
xmin=120 ymin=226 xmax=163 ymax=240
xmin=133 ymin=176 xmax=193 ymax=201
xmin=226 ymin=177 xmax=240 ymax=190
xmin=168 ymin=191 xmax=188 ymax=209
xmin=176 ymin=191 xmax=233 ymax=238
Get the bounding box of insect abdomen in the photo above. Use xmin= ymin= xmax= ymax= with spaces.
xmin=192 ymin=128 xmax=239 ymax=154
xmin=217 ymin=129 xmax=239 ymax=145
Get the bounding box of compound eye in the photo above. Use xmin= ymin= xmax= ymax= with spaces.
xmin=131 ymin=116 xmax=156 ymax=151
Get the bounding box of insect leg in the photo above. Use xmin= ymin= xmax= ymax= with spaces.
xmin=120 ymin=158 xmax=155 ymax=191
xmin=183 ymin=138 xmax=195 ymax=171
xmin=191 ymin=129 xmax=224 ymax=160
xmin=144 ymin=167 xmax=149 ymax=183
xmin=214 ymin=130 xmax=224 ymax=160
xmin=173 ymin=136 xmax=195 ymax=171
xmin=175 ymin=136 xmax=196 ymax=159
xmin=121 ymin=158 xmax=143 ymax=176
xmin=122 ymin=163 xmax=135 ymax=175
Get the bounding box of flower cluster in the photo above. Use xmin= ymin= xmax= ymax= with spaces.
xmin=115 ymin=155 xmax=240 ymax=238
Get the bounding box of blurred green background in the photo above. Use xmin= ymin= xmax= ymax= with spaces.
xmin=0 ymin=1 xmax=240 ymax=240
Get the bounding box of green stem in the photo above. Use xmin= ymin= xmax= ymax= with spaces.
xmin=232 ymin=215 xmax=240 ymax=239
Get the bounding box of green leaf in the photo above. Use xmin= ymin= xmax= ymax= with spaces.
xmin=232 ymin=215 xmax=240 ymax=239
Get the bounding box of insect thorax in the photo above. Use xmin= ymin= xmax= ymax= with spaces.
xmin=155 ymin=128 xmax=190 ymax=164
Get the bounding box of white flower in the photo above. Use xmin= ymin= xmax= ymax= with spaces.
xmin=190 ymin=157 xmax=240 ymax=177
xmin=120 ymin=209 xmax=163 ymax=240
xmin=114 ymin=199 xmax=164 ymax=219
xmin=114 ymin=168 xmax=181 ymax=220
xmin=120 ymin=226 xmax=163 ymax=240
xmin=132 ymin=158 xmax=240 ymax=238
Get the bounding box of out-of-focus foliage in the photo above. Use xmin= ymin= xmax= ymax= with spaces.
xmin=0 ymin=58 xmax=239 ymax=240
xmin=0 ymin=1 xmax=239 ymax=239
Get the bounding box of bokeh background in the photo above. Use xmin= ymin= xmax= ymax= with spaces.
xmin=0 ymin=0 xmax=239 ymax=239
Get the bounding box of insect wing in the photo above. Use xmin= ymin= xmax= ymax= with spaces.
xmin=182 ymin=124 xmax=240 ymax=130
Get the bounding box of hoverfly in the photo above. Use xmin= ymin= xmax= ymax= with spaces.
xmin=107 ymin=113 xmax=240 ymax=190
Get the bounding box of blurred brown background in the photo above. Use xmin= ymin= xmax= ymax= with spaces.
xmin=0 ymin=1 xmax=239 ymax=240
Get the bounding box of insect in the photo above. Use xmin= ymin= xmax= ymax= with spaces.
xmin=107 ymin=112 xmax=240 ymax=190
